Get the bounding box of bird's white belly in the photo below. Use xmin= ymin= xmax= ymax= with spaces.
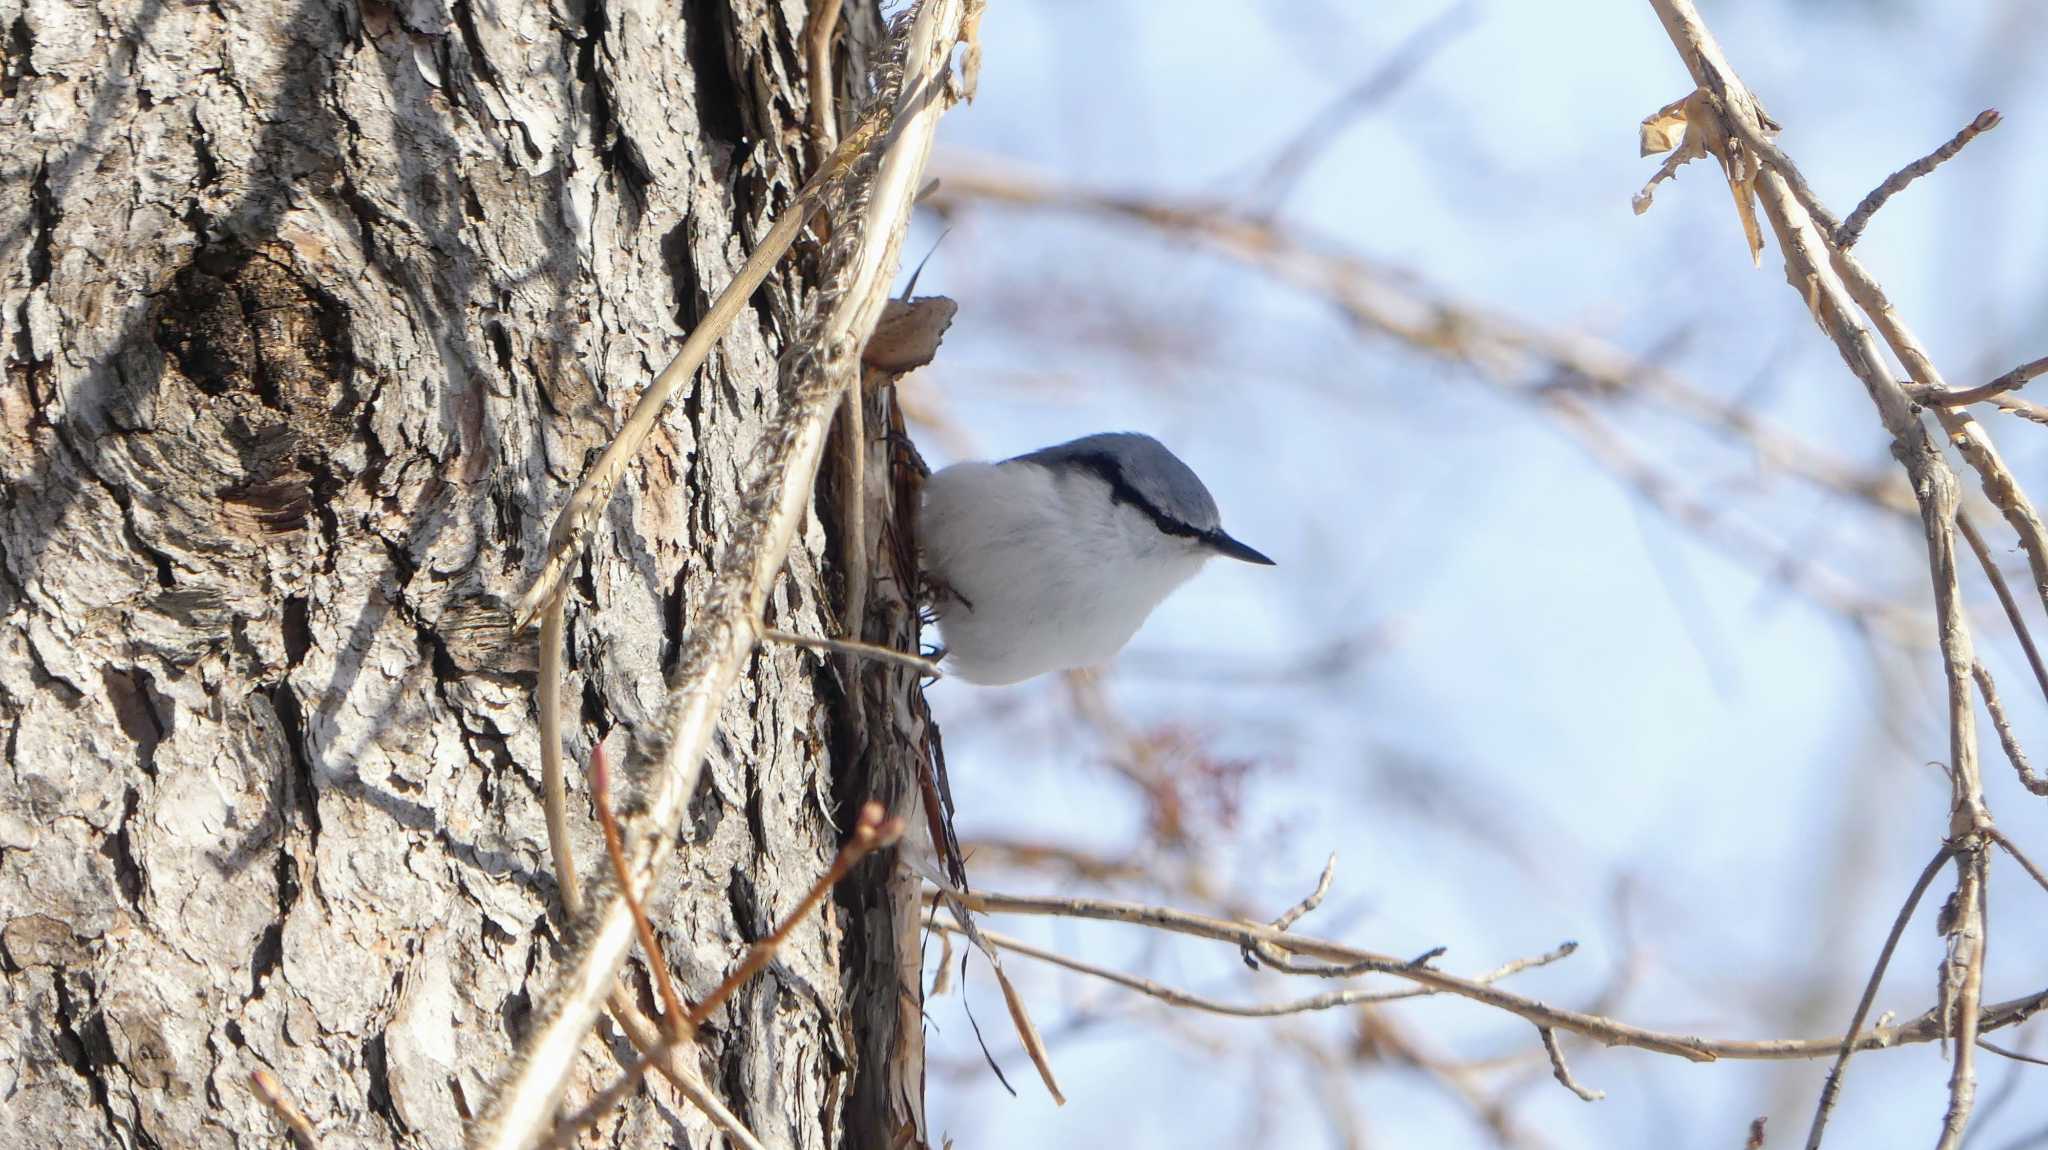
xmin=920 ymin=461 xmax=1207 ymax=684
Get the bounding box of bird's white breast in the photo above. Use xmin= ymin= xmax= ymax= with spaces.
xmin=920 ymin=460 xmax=1210 ymax=684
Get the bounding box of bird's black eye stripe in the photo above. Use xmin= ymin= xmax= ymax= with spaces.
xmin=1060 ymin=451 xmax=1206 ymax=542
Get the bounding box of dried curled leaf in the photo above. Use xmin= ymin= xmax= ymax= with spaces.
xmin=1638 ymin=94 xmax=1691 ymax=156
xmin=1632 ymin=88 xmax=1768 ymax=266
xmin=863 ymin=295 xmax=957 ymax=374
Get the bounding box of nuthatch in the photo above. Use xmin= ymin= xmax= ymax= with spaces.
xmin=919 ymin=432 xmax=1273 ymax=685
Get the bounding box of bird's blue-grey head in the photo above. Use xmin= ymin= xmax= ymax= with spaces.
xmin=1011 ymin=432 xmax=1275 ymax=565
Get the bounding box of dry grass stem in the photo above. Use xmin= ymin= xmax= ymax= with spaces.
xmin=993 ymin=954 xmax=1067 ymax=1106
xmin=762 ymin=626 xmax=943 ymax=678
xmin=600 ymin=996 xmax=769 ymax=1150
xmin=537 ymin=592 xmax=581 ymax=915
xmin=512 ymin=105 xmax=889 ymax=631
xmin=1836 ymin=109 xmax=2000 ymax=249
xmin=249 ymin=1069 xmax=320 ymax=1150
xmin=533 ymin=1057 xmax=652 ymax=1150
xmin=476 ymin=5 xmax=971 ymax=1145
xmin=806 ymin=0 xmax=844 ymax=164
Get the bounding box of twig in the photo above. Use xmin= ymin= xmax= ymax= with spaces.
xmin=806 ymin=0 xmax=843 ymax=165
xmin=1272 ymin=852 xmax=1338 ymax=932
xmin=1974 ymin=665 xmax=2048 ymax=797
xmin=600 ymin=997 xmax=768 ymax=1150
xmin=1244 ymin=852 xmax=1337 ymax=968
xmin=540 ymin=627 xmax=765 ymax=1146
xmin=248 ymin=1069 xmax=321 ymax=1150
xmin=1976 ymin=1038 xmax=2048 ymax=1069
xmin=938 ymin=885 xmax=2048 ymax=1061
xmin=1989 ymin=393 xmax=2048 ymax=427
xmin=1959 ymin=513 xmax=2048 ymax=708
xmin=590 ymin=742 xmax=690 ymax=1041
xmin=1802 ymin=846 xmax=1952 ymax=1150
xmin=762 ymin=626 xmax=942 ymax=678
xmin=689 ymin=801 xmax=906 ymax=1029
xmin=1991 ymin=829 xmax=2048 ymax=897
xmin=534 ymin=1055 xmax=651 ymax=1150
xmin=1921 ymin=356 xmax=2048 ymax=409
xmin=1836 ymin=109 xmax=2000 ymax=249
xmin=1539 ymin=1026 xmax=1605 ymax=1102
xmin=927 ymin=914 xmax=1571 ymax=1019
xmin=475 ymin=6 xmax=970 ymax=1146
xmin=1638 ymin=8 xmax=2000 ymax=1146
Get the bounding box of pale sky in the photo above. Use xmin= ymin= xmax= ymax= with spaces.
xmin=909 ymin=2 xmax=2048 ymax=1147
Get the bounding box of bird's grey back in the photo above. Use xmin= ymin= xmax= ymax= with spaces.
xmin=1010 ymin=432 xmax=1221 ymax=533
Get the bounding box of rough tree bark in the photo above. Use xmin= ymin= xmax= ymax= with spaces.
xmin=0 ymin=0 xmax=933 ymax=1146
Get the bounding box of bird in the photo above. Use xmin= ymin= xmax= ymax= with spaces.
xmin=918 ymin=431 xmax=1274 ymax=685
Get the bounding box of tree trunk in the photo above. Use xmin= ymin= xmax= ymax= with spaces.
xmin=0 ymin=0 xmax=929 ymax=1145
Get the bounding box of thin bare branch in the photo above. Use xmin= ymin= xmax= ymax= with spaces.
xmin=1974 ymin=664 xmax=2048 ymax=797
xmin=689 ymin=802 xmax=905 ymax=1029
xmin=1989 ymin=393 xmax=2048 ymax=427
xmin=1976 ymin=1039 xmax=2048 ymax=1069
xmin=1991 ymin=829 xmax=2048 ymax=897
xmin=1637 ymin=7 xmax=2000 ymax=1144
xmin=1274 ymin=853 xmax=1339 ymax=933
xmin=1803 ymin=846 xmax=1953 ymax=1150
xmin=928 ymin=914 xmax=1570 ymax=1019
xmin=1923 ymin=356 xmax=2048 ymax=409
xmin=1836 ymin=109 xmax=2000 ymax=249
xmin=1959 ymin=514 xmax=2048 ymax=708
xmin=1939 ymin=851 xmax=1990 ymax=1150
xmin=938 ymin=885 xmax=2048 ymax=1061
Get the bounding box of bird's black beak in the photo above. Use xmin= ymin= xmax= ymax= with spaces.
xmin=1207 ymin=530 xmax=1275 ymax=566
